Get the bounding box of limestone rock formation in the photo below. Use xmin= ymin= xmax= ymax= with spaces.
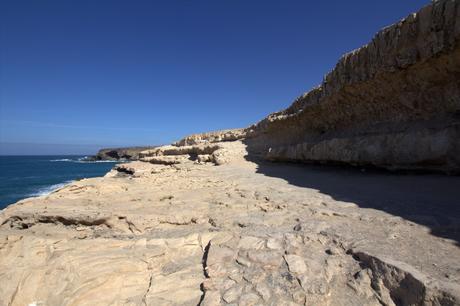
xmin=1 ymin=140 xmax=459 ymax=305
xmin=139 ymin=143 xmax=242 ymax=166
xmin=1 ymin=1 xmax=460 ymax=305
xmin=176 ymin=0 xmax=460 ymax=173
xmin=87 ymin=146 xmax=157 ymax=161
xmin=243 ymin=0 xmax=460 ymax=172
xmin=174 ymin=129 xmax=246 ymax=146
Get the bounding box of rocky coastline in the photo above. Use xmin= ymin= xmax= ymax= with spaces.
xmin=1 ymin=1 xmax=460 ymax=305
xmin=85 ymin=146 xmax=158 ymax=161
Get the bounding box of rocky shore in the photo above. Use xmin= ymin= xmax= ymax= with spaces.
xmin=1 ymin=1 xmax=460 ymax=305
xmin=1 ymin=140 xmax=459 ymax=305
xmin=85 ymin=146 xmax=157 ymax=161
xmin=244 ymin=0 xmax=460 ymax=173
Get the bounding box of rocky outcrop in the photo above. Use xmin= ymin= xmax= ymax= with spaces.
xmin=174 ymin=129 xmax=246 ymax=146
xmin=139 ymin=143 xmax=240 ymax=166
xmin=1 ymin=141 xmax=459 ymax=305
xmin=177 ymin=0 xmax=459 ymax=173
xmin=1 ymin=2 xmax=460 ymax=305
xmin=87 ymin=146 xmax=157 ymax=161
xmin=170 ymin=1 xmax=460 ymax=173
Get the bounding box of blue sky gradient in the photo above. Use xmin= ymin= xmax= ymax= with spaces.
xmin=0 ymin=0 xmax=429 ymax=154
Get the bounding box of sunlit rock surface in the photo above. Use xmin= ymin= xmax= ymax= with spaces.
xmin=1 ymin=1 xmax=460 ymax=305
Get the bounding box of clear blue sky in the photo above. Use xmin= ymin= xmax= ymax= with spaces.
xmin=0 ymin=0 xmax=429 ymax=155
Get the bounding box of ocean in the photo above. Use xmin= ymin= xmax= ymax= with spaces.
xmin=0 ymin=156 xmax=119 ymax=210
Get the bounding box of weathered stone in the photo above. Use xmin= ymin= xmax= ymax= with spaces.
xmin=284 ymin=255 xmax=307 ymax=274
xmin=222 ymin=285 xmax=243 ymax=303
xmin=241 ymin=0 xmax=460 ymax=173
xmin=298 ymin=275 xmax=329 ymax=295
xmin=247 ymin=250 xmax=283 ymax=268
xmin=242 ymin=267 xmax=266 ymax=285
xmin=237 ymin=236 xmax=265 ymax=250
xmin=89 ymin=146 xmax=156 ymax=161
xmin=266 ymin=238 xmax=283 ymax=250
xmin=202 ymin=291 xmax=222 ymax=306
xmin=1 ymin=3 xmax=460 ymax=304
xmin=292 ymin=290 xmax=306 ymax=304
xmin=175 ymin=129 xmax=246 ymax=146
xmin=255 ymin=283 xmax=271 ymax=301
xmin=207 ymin=245 xmax=236 ymax=266
xmin=238 ymin=292 xmax=260 ymax=306
xmin=207 ymin=262 xmax=228 ymax=278
xmin=236 ymin=256 xmax=252 ymax=268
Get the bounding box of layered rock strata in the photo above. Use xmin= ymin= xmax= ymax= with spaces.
xmin=181 ymin=0 xmax=460 ymax=173
xmin=1 ymin=1 xmax=460 ymax=306
xmin=1 ymin=141 xmax=459 ymax=305
xmin=138 ymin=144 xmax=236 ymax=166
xmin=88 ymin=146 xmax=157 ymax=161
xmin=174 ymin=129 xmax=246 ymax=147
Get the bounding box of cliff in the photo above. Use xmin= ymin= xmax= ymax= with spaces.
xmin=174 ymin=129 xmax=247 ymax=146
xmin=2 ymin=141 xmax=460 ymax=305
xmin=243 ymin=0 xmax=460 ymax=172
xmin=1 ymin=1 xmax=460 ymax=306
xmin=88 ymin=146 xmax=157 ymax=161
xmin=177 ymin=0 xmax=460 ymax=173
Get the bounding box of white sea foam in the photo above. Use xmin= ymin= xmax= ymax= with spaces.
xmin=75 ymin=160 xmax=120 ymax=164
xmin=50 ymin=158 xmax=118 ymax=163
xmin=76 ymin=160 xmax=120 ymax=163
xmin=30 ymin=181 xmax=73 ymax=197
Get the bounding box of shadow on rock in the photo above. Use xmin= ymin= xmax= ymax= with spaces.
xmin=245 ymin=155 xmax=460 ymax=246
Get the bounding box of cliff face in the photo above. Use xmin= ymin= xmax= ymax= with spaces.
xmin=237 ymin=0 xmax=459 ymax=172
xmin=174 ymin=129 xmax=246 ymax=146
xmin=2 ymin=142 xmax=460 ymax=306
xmin=90 ymin=146 xmax=157 ymax=161
xmin=1 ymin=2 xmax=460 ymax=305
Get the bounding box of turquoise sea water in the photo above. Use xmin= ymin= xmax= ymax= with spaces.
xmin=0 ymin=156 xmax=118 ymax=210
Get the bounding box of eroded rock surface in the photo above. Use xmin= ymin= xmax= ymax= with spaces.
xmin=175 ymin=0 xmax=460 ymax=173
xmin=245 ymin=0 xmax=460 ymax=172
xmin=88 ymin=146 xmax=158 ymax=161
xmin=1 ymin=141 xmax=460 ymax=305
xmin=138 ymin=143 xmax=243 ymax=166
xmin=174 ymin=129 xmax=246 ymax=147
xmin=1 ymin=1 xmax=460 ymax=305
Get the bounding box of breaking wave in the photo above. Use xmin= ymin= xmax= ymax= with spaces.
xmin=50 ymin=158 xmax=119 ymax=163
xmin=30 ymin=180 xmax=74 ymax=197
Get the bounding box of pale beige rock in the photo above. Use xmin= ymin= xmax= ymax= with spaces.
xmin=266 ymin=238 xmax=283 ymax=250
xmin=0 ymin=139 xmax=459 ymax=305
xmin=284 ymin=254 xmax=307 ymax=274
xmin=201 ymin=291 xmax=222 ymax=306
xmin=174 ymin=129 xmax=246 ymax=146
xmin=1 ymin=2 xmax=460 ymax=305
xmin=238 ymin=293 xmax=260 ymax=306
xmin=255 ymin=283 xmax=271 ymax=301
xmin=237 ymin=236 xmax=265 ymax=250
xmin=246 ymin=0 xmax=460 ymax=173
xmin=175 ymin=0 xmax=460 ymax=173
xmin=222 ymin=285 xmax=243 ymax=303
xmin=140 ymin=155 xmax=190 ymax=165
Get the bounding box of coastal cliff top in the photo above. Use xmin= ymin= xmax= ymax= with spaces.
xmin=1 ymin=0 xmax=460 ymax=305
xmin=1 ymin=140 xmax=459 ymax=305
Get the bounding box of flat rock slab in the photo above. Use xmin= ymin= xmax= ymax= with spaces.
xmin=0 ymin=140 xmax=459 ymax=305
